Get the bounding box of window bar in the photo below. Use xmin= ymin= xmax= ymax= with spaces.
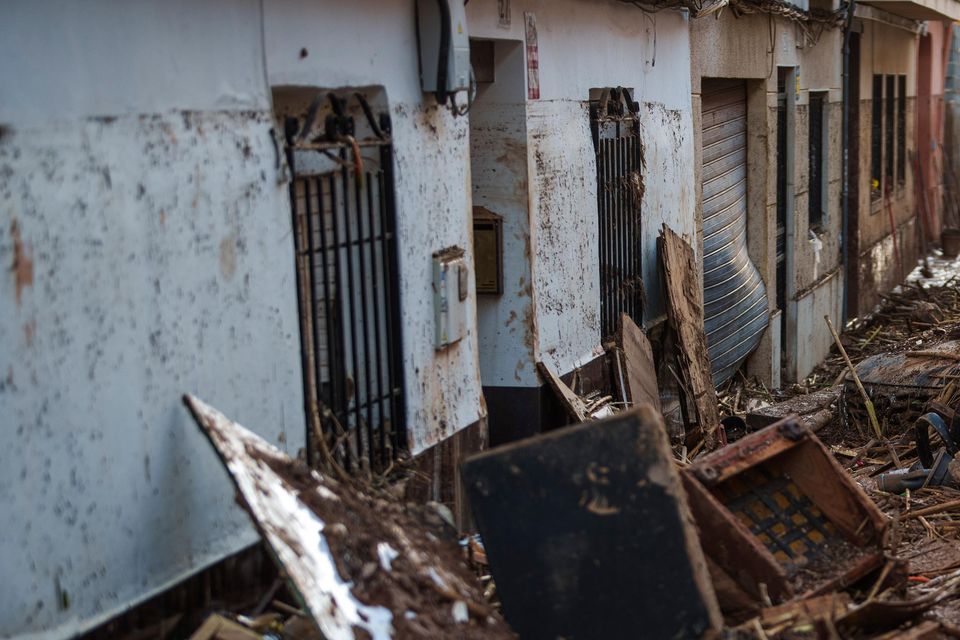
xmin=327 ymin=171 xmax=352 ymax=470
xmin=366 ymin=173 xmax=388 ymax=470
xmin=337 ymin=153 xmax=365 ymax=468
xmin=353 ymin=165 xmax=376 ymax=471
xmin=381 ymin=144 xmax=406 ymax=456
xmin=302 ymin=178 xmax=327 ymax=464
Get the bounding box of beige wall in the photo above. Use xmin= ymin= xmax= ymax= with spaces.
xmin=852 ymin=18 xmax=920 ymax=314
xmin=690 ymin=10 xmax=844 ymax=383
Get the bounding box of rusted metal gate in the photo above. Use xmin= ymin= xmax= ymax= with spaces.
xmin=591 ymin=87 xmax=644 ymax=340
xmin=701 ymin=79 xmax=769 ymax=384
xmin=285 ymin=93 xmax=405 ymax=472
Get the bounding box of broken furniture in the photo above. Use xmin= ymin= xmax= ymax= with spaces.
xmin=683 ymin=417 xmax=888 ymax=616
xmin=461 ymin=405 xmax=722 ymax=640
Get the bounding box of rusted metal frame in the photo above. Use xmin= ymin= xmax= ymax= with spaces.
xmin=366 ymin=176 xmax=388 ymax=469
xmin=681 ymin=472 xmax=793 ymax=602
xmin=353 ymin=167 xmax=376 ymax=470
xmin=338 ymin=149 xmax=365 ymax=468
xmin=380 ymin=143 xmax=407 ymax=457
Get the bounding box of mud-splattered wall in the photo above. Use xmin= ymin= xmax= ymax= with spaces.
xmin=467 ymin=0 xmax=697 ymax=381
xmin=262 ymin=0 xmax=486 ymax=454
xmin=0 ymin=1 xmax=305 ymax=637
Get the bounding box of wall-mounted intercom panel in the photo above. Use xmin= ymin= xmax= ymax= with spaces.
xmin=416 ymin=0 xmax=471 ymax=103
xmin=433 ymin=247 xmax=469 ymax=349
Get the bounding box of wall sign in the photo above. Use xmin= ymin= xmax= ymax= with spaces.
xmin=524 ymin=12 xmax=540 ymax=100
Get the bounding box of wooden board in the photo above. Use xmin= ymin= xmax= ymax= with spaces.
xmin=537 ymin=361 xmax=588 ymax=422
xmin=658 ymin=225 xmax=719 ymax=449
xmin=462 ymin=405 xmax=722 ymax=639
xmin=620 ymin=312 xmax=661 ymax=412
xmin=183 ymin=395 xmax=512 ymax=640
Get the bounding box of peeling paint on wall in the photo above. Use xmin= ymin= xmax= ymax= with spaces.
xmin=0 ymin=107 xmax=304 ymax=638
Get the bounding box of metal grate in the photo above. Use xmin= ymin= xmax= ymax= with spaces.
xmin=701 ymin=79 xmax=768 ymax=384
xmin=590 ymin=87 xmax=644 ymax=340
xmin=285 ymin=93 xmax=406 ymax=473
xmin=717 ymin=465 xmax=837 ymax=570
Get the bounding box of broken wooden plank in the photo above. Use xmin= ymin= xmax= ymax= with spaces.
xmin=659 ymin=225 xmax=719 ymax=449
xmin=183 ymin=394 xmax=513 ymax=640
xmin=462 ymin=405 xmax=722 ymax=639
xmin=537 ymin=361 xmax=589 ymax=422
xmin=619 ymin=312 xmax=661 ymax=412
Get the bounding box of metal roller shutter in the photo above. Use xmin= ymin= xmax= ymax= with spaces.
xmin=701 ymin=79 xmax=769 ymax=385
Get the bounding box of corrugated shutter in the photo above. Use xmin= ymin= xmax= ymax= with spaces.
xmin=701 ymin=79 xmax=769 ymax=385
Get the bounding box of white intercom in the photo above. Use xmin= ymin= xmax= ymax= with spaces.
xmin=433 ymin=248 xmax=469 ymax=350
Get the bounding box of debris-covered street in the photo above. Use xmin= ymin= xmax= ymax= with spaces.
xmin=9 ymin=0 xmax=960 ymax=639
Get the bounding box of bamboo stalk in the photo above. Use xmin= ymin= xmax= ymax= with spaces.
xmin=825 ymin=315 xmax=882 ymax=441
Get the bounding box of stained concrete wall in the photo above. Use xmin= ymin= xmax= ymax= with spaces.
xmin=852 ymin=16 xmax=920 ymax=315
xmin=262 ymin=0 xmax=486 ymax=454
xmin=471 ymin=41 xmax=537 ymax=389
xmin=691 ymin=10 xmax=844 ymax=383
xmin=0 ymin=1 xmax=306 ymax=637
xmin=917 ymin=22 xmax=950 ymax=238
xmin=467 ymin=0 xmax=696 ymax=378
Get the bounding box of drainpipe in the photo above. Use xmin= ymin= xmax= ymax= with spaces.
xmin=841 ymin=0 xmax=856 ymax=325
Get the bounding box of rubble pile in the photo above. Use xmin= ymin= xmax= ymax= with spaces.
xmin=183 ymin=396 xmax=514 ymax=640
xmin=178 ymin=244 xmax=960 ymax=639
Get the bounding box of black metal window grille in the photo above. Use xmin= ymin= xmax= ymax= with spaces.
xmin=590 ymin=87 xmax=644 ymax=340
xmin=285 ymin=93 xmax=405 ymax=473
xmin=885 ymin=75 xmax=895 ymax=190
xmin=808 ymin=92 xmax=825 ymax=229
xmin=897 ymin=74 xmax=907 ymax=187
xmin=776 ymin=73 xmax=789 ymax=354
xmin=871 ymin=75 xmax=883 ymax=200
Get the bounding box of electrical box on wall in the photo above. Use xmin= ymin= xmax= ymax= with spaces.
xmin=433 ymin=247 xmax=469 ymax=350
xmin=416 ymin=0 xmax=471 ymax=96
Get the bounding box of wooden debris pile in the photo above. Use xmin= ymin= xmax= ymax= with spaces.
xmin=183 ymin=395 xmax=515 ymax=640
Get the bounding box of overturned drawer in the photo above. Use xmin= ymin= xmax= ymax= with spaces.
xmin=683 ymin=417 xmax=887 ymax=613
